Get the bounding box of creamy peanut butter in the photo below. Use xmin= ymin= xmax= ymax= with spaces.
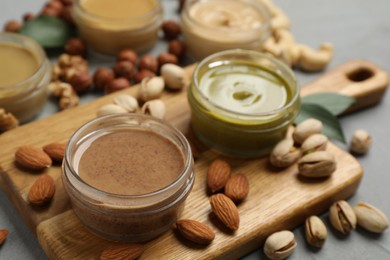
xmin=75 ymin=129 xmax=185 ymax=195
xmin=0 ymin=43 xmax=39 ymax=87
xmin=81 ymin=0 xmax=157 ymax=20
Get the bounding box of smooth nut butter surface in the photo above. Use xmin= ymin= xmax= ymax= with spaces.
xmin=81 ymin=0 xmax=157 ymax=21
xmin=75 ymin=129 xmax=185 ymax=195
xmin=0 ymin=43 xmax=39 ymax=88
xmin=199 ymin=64 xmax=289 ymax=115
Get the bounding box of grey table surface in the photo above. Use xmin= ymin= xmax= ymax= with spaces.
xmin=1 ymin=0 xmax=390 ymax=259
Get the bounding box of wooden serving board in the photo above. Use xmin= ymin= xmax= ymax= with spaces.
xmin=0 ymin=60 xmax=388 ymax=259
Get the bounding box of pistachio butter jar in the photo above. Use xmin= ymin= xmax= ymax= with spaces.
xmin=188 ymin=49 xmax=300 ymax=157
xmin=62 ymin=114 xmax=194 ymax=242
xmin=0 ymin=33 xmax=51 ymax=122
xmin=72 ymin=0 xmax=163 ymax=55
xmin=181 ymin=0 xmax=271 ymax=60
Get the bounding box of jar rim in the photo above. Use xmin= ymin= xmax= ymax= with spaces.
xmin=73 ymin=0 xmax=163 ymax=25
xmin=64 ymin=113 xmax=194 ymax=200
xmin=182 ymin=0 xmax=271 ymax=39
xmin=192 ymin=49 xmax=301 ymax=118
xmin=0 ymin=32 xmax=48 ymax=93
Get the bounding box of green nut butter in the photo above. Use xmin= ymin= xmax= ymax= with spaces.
xmin=188 ymin=49 xmax=300 ymax=157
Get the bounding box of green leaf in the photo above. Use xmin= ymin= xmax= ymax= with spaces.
xmin=19 ymin=16 xmax=73 ymax=49
xmin=301 ymin=93 xmax=356 ymax=116
xmin=296 ymin=103 xmax=346 ymax=143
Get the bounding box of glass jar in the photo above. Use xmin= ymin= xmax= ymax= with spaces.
xmin=62 ymin=114 xmax=194 ymax=242
xmin=188 ymin=49 xmax=301 ymax=157
xmin=72 ymin=0 xmax=163 ymax=55
xmin=181 ymin=0 xmax=271 ymax=60
xmin=0 ymin=33 xmax=51 ymax=122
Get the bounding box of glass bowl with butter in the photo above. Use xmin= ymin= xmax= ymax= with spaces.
xmin=72 ymin=0 xmax=163 ymax=55
xmin=188 ymin=49 xmax=301 ymax=157
xmin=181 ymin=0 xmax=271 ymax=60
xmin=0 ymin=33 xmax=51 ymax=122
xmin=62 ymin=114 xmax=194 ymax=242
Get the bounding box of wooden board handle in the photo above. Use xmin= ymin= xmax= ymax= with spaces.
xmin=301 ymin=60 xmax=389 ymax=112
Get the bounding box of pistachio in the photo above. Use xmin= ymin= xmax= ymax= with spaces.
xmin=293 ymin=118 xmax=323 ymax=145
xmin=350 ymin=129 xmax=372 ymax=154
xmin=305 ymin=216 xmax=327 ymax=248
xmin=329 ymin=200 xmax=357 ymax=234
xmin=301 ymin=134 xmax=328 ymax=155
xmin=298 ymin=151 xmax=336 ymax=178
xmin=113 ymin=94 xmax=139 ymax=113
xmin=160 ymin=63 xmax=187 ymax=90
xmin=353 ymin=202 xmax=389 ymax=233
xmin=97 ymin=104 xmax=127 ymax=117
xmin=138 ymin=76 xmax=165 ymax=102
xmin=270 ymin=139 xmax=301 ymax=168
xmin=264 ymin=230 xmax=297 ymax=260
xmin=141 ymin=99 xmax=166 ymax=119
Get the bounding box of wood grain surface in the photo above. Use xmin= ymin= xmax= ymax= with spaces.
xmin=0 ymin=60 xmax=387 ymax=259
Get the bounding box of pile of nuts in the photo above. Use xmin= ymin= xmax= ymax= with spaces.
xmin=0 ymin=108 xmax=19 ymax=133
xmin=2 ymin=0 xmax=75 ymax=33
xmin=175 ymin=159 xmax=249 ymax=245
xmin=264 ymin=200 xmax=388 ymax=259
xmin=259 ymin=0 xmax=334 ymax=72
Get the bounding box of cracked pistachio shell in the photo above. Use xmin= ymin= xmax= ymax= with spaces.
xmin=97 ymin=104 xmax=127 ymax=117
xmin=138 ymin=76 xmax=165 ymax=102
xmin=113 ymin=94 xmax=139 ymax=112
xmin=301 ymin=134 xmax=328 ymax=155
xmin=298 ymin=151 xmax=336 ymax=178
xmin=354 ymin=202 xmax=389 ymax=233
xmin=264 ymin=230 xmax=297 ymax=260
xmin=161 ymin=64 xmax=187 ymax=90
xmin=270 ymin=139 xmax=301 ymax=168
xmin=305 ymin=216 xmax=327 ymax=248
xmin=350 ymin=129 xmax=372 ymax=154
xmin=293 ymin=118 xmax=323 ymax=145
xmin=141 ymin=99 xmax=166 ymax=119
xmin=329 ymin=200 xmax=357 ymax=234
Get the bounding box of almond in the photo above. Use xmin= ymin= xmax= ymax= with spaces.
xmin=0 ymin=229 xmax=9 ymax=245
xmin=176 ymin=219 xmax=215 ymax=245
xmin=210 ymin=193 xmax=240 ymax=231
xmin=28 ymin=174 xmax=56 ymax=206
xmin=43 ymin=142 xmax=66 ymax=162
xmin=207 ymin=159 xmax=231 ymax=193
xmin=15 ymin=145 xmax=52 ymax=170
xmin=224 ymin=173 xmax=249 ymax=203
xmin=100 ymin=243 xmax=144 ymax=260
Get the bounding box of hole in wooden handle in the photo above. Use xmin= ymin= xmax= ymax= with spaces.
xmin=347 ymin=67 xmax=374 ymax=82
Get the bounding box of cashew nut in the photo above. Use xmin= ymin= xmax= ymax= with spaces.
xmin=271 ymin=7 xmax=290 ymax=31
xmin=298 ymin=43 xmax=334 ymax=72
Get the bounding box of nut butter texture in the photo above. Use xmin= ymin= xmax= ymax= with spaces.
xmin=73 ymin=0 xmax=163 ymax=54
xmin=0 ymin=43 xmax=38 ymax=87
xmin=75 ymin=130 xmax=184 ymax=195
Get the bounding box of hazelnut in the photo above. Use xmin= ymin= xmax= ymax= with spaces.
xmin=45 ymin=0 xmax=64 ymax=12
xmin=22 ymin=12 xmax=35 ymax=22
xmin=60 ymin=0 xmax=73 ymax=6
xmin=113 ymin=60 xmax=136 ymax=81
xmin=168 ymin=40 xmax=186 ymax=59
xmin=60 ymin=6 xmax=74 ymax=24
xmin=40 ymin=6 xmax=62 ymax=17
xmin=105 ymin=78 xmax=131 ymax=94
xmin=134 ymin=70 xmax=156 ymax=83
xmin=138 ymin=54 xmax=158 ymax=74
xmin=161 ymin=20 xmax=181 ymax=40
xmin=69 ymin=72 xmax=93 ymax=94
xmin=65 ymin=38 xmax=87 ymax=57
xmin=117 ymin=49 xmax=138 ymax=64
xmin=93 ymin=67 xmax=115 ymax=91
xmin=3 ymin=20 xmax=21 ymax=32
xmin=158 ymin=53 xmax=179 ymax=69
